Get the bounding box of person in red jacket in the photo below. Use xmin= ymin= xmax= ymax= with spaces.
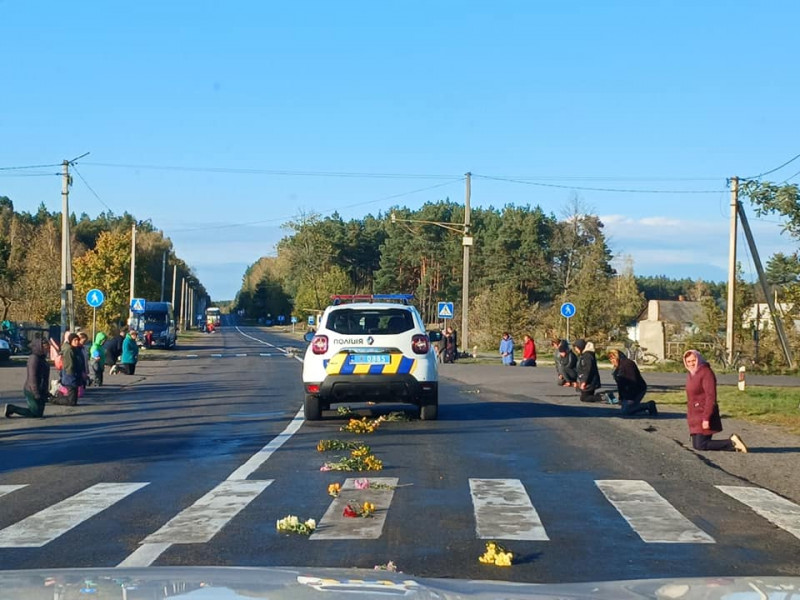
xmin=683 ymin=349 xmax=748 ymax=452
xmin=520 ymin=334 xmax=537 ymax=367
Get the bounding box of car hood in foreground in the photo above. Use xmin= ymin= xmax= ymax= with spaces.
xmin=0 ymin=567 xmax=797 ymax=600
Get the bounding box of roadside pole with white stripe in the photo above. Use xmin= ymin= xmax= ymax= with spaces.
xmin=596 ymin=480 xmax=715 ymax=543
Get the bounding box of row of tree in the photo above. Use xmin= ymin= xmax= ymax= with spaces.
xmin=0 ymin=196 xmax=207 ymax=331
xmin=233 ymin=181 xmax=800 ymax=364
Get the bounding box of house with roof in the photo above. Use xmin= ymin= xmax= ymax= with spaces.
xmin=627 ymin=298 xmax=704 ymax=361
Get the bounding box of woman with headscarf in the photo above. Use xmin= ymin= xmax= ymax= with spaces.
xmin=683 ymin=349 xmax=748 ymax=452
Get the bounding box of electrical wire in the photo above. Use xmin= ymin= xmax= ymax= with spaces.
xmin=0 ymin=163 xmax=61 ymax=171
xmin=781 ymin=167 xmax=800 ymax=184
xmin=0 ymin=172 xmax=59 ymax=178
xmin=472 ymin=174 xmax=726 ymax=194
xmin=81 ymin=161 xmax=460 ymax=180
xmin=743 ymin=151 xmax=800 ymax=180
xmin=71 ymin=165 xmax=116 ymax=213
xmin=169 ymin=177 xmax=464 ymax=233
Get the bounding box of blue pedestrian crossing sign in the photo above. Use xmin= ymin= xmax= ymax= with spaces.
xmin=86 ymin=289 xmax=105 ymax=308
xmin=437 ymin=301 xmax=455 ymax=319
xmin=560 ymin=302 xmax=576 ymax=319
xmin=291 ymin=316 xmax=298 ymax=324
xmin=307 ymin=315 xmax=315 ymax=326
xmin=277 ymin=315 xmax=285 ymax=323
xmin=130 ymin=298 xmax=146 ymax=313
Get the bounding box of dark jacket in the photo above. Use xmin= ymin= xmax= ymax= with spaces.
xmin=24 ymin=339 xmax=50 ymax=401
xmin=104 ymin=333 xmax=124 ymax=364
xmin=577 ymin=346 xmax=601 ymax=391
xmin=612 ymin=355 xmax=647 ymax=401
xmin=556 ymin=349 xmax=578 ymax=378
xmin=61 ymin=342 xmax=80 ymax=387
xmin=686 ymin=362 xmax=723 ymax=435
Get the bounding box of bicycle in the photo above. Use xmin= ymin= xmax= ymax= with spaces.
xmin=627 ymin=342 xmax=659 ymax=366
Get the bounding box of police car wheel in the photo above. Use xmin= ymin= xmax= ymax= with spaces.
xmin=419 ymin=396 xmax=438 ymax=421
xmin=304 ymin=394 xmax=322 ymax=421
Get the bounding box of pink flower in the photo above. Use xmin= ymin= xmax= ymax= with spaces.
xmin=320 ymin=465 xmax=332 ymax=471
xmin=354 ymin=478 xmax=370 ymax=490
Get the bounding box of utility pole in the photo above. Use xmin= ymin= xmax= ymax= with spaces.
xmin=725 ymin=177 xmax=738 ymax=366
xmin=160 ymin=251 xmax=167 ymax=302
xmin=60 ymin=160 xmax=71 ymax=336
xmin=171 ymin=264 xmax=177 ymax=308
xmin=180 ymin=277 xmax=186 ymax=331
xmin=461 ymin=172 xmax=472 ymax=350
xmin=129 ymin=223 xmax=137 ymax=324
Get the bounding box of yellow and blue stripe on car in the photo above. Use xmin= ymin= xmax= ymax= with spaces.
xmin=324 ymin=353 xmax=416 ymax=376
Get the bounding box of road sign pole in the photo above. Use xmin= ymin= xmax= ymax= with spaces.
xmin=93 ymin=308 xmax=96 ymax=341
xmin=566 ymin=317 xmax=570 ymax=342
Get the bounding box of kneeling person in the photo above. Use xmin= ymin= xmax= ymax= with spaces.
xmin=608 ymin=350 xmax=657 ymax=417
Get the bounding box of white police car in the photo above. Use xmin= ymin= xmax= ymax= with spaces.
xmin=302 ymin=294 xmax=441 ymax=421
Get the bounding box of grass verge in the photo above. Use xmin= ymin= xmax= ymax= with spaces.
xmin=647 ymin=386 xmax=800 ymax=435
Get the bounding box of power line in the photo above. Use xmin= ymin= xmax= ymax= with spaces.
xmin=743 ymin=151 xmax=800 ymax=180
xmin=0 ymin=171 xmax=59 ymax=178
xmin=82 ymin=161 xmax=459 ymax=180
xmin=170 ymin=178 xmax=464 ymax=233
xmin=71 ymin=165 xmax=115 ymax=213
xmin=473 ymin=174 xmax=726 ymax=194
xmin=781 ymin=167 xmax=800 ymax=184
xmin=0 ymin=162 xmax=61 ymax=171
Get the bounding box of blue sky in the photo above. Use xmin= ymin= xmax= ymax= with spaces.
xmin=2 ymin=1 xmax=798 ymax=300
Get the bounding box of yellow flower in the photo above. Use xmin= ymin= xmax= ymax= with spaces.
xmin=328 ymin=483 xmax=341 ymax=497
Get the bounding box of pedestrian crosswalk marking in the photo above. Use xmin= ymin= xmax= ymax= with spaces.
xmin=596 ymin=480 xmax=715 ymax=543
xmin=235 ymin=353 xmax=247 ymax=357
xmin=0 ymin=482 xmax=148 ymax=548
xmin=211 ymin=353 xmax=223 ymax=358
xmin=717 ymin=485 xmax=800 ymax=540
xmin=310 ymin=478 xmax=398 ymax=540
xmin=142 ymin=480 xmax=273 ymax=544
xmin=0 ymin=485 xmax=27 ymax=500
xmin=469 ymin=478 xmax=549 ymax=541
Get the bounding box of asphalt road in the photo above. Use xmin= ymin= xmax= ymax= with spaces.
xmin=1 ymin=325 xmax=799 ymax=583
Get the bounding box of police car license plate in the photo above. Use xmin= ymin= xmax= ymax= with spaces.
xmin=349 ymin=354 xmax=391 ymax=365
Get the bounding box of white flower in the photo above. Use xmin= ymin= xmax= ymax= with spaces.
xmin=305 ymin=519 xmax=316 ymax=530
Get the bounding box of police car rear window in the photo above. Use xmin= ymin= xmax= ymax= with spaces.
xmin=326 ymin=309 xmax=415 ymax=335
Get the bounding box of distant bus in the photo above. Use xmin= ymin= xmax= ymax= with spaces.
xmin=206 ymin=307 xmax=221 ymax=327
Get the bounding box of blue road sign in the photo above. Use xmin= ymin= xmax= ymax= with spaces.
xmin=291 ymin=316 xmax=298 ymax=324
xmin=86 ymin=289 xmax=105 ymax=308
xmin=437 ymin=301 xmax=454 ymax=319
xmin=277 ymin=315 xmax=285 ymax=323
xmin=130 ymin=298 xmax=146 ymax=313
xmin=307 ymin=315 xmax=315 ymax=326
xmin=560 ymin=302 xmax=576 ymax=319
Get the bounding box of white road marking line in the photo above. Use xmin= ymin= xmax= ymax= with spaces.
xmin=0 ymin=485 xmax=27 ymax=500
xmin=717 ymin=485 xmax=800 ymax=540
xmin=227 ymin=407 xmax=305 ymax=481
xmin=185 ymin=354 xmax=199 ymax=358
xmin=235 ymin=325 xmax=304 ymax=363
xmin=469 ymin=478 xmax=549 ymax=541
xmin=117 ymin=542 xmax=172 ymax=568
xmin=0 ymin=483 xmax=148 ymax=548
xmin=211 ymin=353 xmax=223 ymax=358
xmin=259 ymin=353 xmax=272 ymax=357
xmin=142 ymin=480 xmax=273 ymax=544
xmin=596 ymin=480 xmax=714 ymax=543
xmin=235 ymin=353 xmax=247 ymax=357
xmin=310 ymin=478 xmax=398 ymax=540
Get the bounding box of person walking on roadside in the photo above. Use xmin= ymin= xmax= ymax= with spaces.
xmin=520 ymin=334 xmax=537 ymax=366
xmin=5 ymin=338 xmax=50 ymax=418
xmin=683 ymin=349 xmax=748 ymax=452
xmin=104 ymin=326 xmax=127 ymax=374
xmin=554 ymin=339 xmax=578 ymax=386
xmin=117 ymin=330 xmax=140 ymax=375
xmin=499 ymin=332 xmax=515 ymax=365
xmin=51 ymin=333 xmax=82 ymax=406
xmin=608 ymin=350 xmax=657 ymax=417
xmin=89 ymin=332 xmax=107 ymax=387
xmin=574 ymin=339 xmax=602 ymax=402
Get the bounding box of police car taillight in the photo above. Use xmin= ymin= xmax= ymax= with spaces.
xmin=311 ymin=335 xmax=328 ymax=354
xmin=411 ymin=334 xmax=429 ymax=354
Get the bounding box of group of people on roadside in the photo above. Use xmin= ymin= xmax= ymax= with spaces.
xmin=499 ymin=332 xmax=537 ymax=366
xmin=551 ymin=337 xmax=748 ymax=453
xmin=4 ymin=326 xmax=140 ymax=419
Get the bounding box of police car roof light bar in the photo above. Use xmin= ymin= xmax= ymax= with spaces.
xmin=331 ymin=294 xmax=415 ymax=305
